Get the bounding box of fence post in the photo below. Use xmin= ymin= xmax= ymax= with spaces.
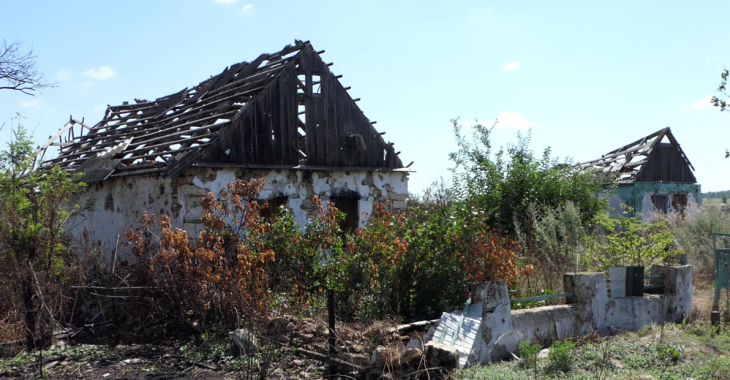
xmin=327 ymin=288 xmax=336 ymax=357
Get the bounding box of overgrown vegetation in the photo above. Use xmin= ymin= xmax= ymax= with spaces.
xmin=0 ymin=115 xmax=85 ymax=351
xmin=2 ymin=114 xmax=729 ymax=379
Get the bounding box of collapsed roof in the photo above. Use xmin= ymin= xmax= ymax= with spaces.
xmin=578 ymin=127 xmax=696 ymax=184
xmin=40 ymin=40 xmax=406 ymax=182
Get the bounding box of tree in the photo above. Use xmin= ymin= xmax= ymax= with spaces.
xmin=0 ymin=115 xmax=85 ymax=350
xmin=448 ymin=118 xmax=610 ymax=232
xmin=710 ymin=68 xmax=730 ymax=157
xmin=0 ymin=40 xmax=55 ymax=96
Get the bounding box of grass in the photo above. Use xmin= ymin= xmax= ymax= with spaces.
xmin=457 ymin=322 xmax=730 ymax=379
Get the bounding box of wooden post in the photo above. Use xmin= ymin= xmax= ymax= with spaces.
xmin=327 ymin=288 xmax=336 ymax=357
xmin=110 ymin=234 xmax=120 ymax=342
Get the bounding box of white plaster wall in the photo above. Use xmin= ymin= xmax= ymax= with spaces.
xmin=686 ymin=192 xmax=700 ymax=219
xmin=640 ymin=193 xmax=655 ymax=221
xmin=67 ymin=167 xmax=409 ymax=255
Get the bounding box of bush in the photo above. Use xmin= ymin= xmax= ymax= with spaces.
xmin=0 ymin=118 xmax=85 ymax=351
xmin=124 ymin=179 xmax=274 ymax=333
xmin=516 ymin=201 xmax=586 ymax=297
xmin=671 ymin=202 xmax=730 ymax=283
xmin=118 ymin=176 xmax=536 ymax=328
xmin=448 ymin=119 xmax=609 ymax=232
xmin=518 ymin=340 xmax=541 ymax=370
xmin=547 ymin=338 xmax=575 ymax=375
xmin=583 ymin=211 xmax=682 ymax=271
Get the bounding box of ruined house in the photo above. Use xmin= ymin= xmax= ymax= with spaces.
xmin=578 ymin=127 xmax=700 ymax=220
xmin=40 ymin=40 xmax=410 ymax=247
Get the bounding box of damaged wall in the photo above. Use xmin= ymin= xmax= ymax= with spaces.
xmin=431 ymin=265 xmax=693 ymax=368
xmin=68 ymin=166 xmax=408 ymax=257
xmin=607 ymin=182 xmax=701 ymax=221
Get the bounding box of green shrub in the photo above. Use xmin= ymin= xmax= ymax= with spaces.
xmin=657 ymin=344 xmax=681 ymax=363
xmin=547 ymin=338 xmax=575 ymax=375
xmin=583 ymin=212 xmax=682 ymax=271
xmin=518 ymin=340 xmax=541 ymax=370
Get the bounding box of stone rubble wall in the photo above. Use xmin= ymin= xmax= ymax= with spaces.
xmin=68 ymin=166 xmax=409 ymax=261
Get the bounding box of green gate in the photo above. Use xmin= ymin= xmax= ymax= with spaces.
xmin=712 ymin=232 xmax=730 ymax=325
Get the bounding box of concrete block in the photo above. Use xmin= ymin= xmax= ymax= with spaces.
xmin=564 ymin=272 xmax=609 ymax=334
xmin=511 ymin=305 xmax=578 ymax=347
xmin=650 ymin=265 xmax=693 ymax=322
xmin=472 ymin=280 xmax=512 ymax=365
xmin=604 ymin=295 xmax=662 ymax=331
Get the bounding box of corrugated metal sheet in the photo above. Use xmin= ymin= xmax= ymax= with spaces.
xmin=432 ymin=301 xmax=483 ymax=368
xmin=73 ymin=157 xmax=121 ymax=183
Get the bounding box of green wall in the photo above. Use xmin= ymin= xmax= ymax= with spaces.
xmin=610 ymin=182 xmax=701 ymax=216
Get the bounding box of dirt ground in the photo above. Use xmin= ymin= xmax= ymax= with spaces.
xmin=2 ymin=282 xmax=723 ymax=379
xmin=0 ymin=316 xmax=440 ymax=380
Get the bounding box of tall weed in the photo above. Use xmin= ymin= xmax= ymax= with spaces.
xmin=671 ymin=203 xmax=730 ymax=283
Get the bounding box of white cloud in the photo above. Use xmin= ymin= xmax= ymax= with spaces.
xmin=501 ymin=61 xmax=520 ymax=71
xmin=237 ymin=4 xmax=253 ymax=14
xmin=81 ymin=66 xmax=116 ymax=80
xmin=214 ymin=0 xmax=240 ymax=3
xmin=462 ymin=111 xmax=538 ymax=129
xmin=495 ymin=110 xmax=537 ymax=128
xmin=690 ymin=95 xmax=713 ymax=109
xmin=19 ymin=99 xmax=40 ymax=108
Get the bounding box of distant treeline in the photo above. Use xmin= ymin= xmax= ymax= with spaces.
xmin=701 ymin=191 xmax=730 ymax=200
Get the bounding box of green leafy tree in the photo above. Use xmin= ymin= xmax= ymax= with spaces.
xmin=0 ymin=115 xmax=85 ymax=350
xmin=448 ymin=118 xmax=609 ymax=232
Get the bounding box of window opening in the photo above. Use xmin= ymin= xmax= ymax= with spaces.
xmin=312 ymin=74 xmax=321 ymax=94
xmin=672 ymin=193 xmax=688 ymax=214
xmin=651 ymin=194 xmax=668 ymax=213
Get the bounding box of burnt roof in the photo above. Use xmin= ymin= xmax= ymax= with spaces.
xmin=40 ymin=40 xmax=406 ymax=182
xmin=578 ymin=127 xmax=696 ymax=184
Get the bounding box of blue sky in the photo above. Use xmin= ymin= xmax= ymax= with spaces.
xmin=1 ymin=1 xmax=729 ymax=193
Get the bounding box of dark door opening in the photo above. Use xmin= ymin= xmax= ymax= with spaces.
xmin=330 ymin=197 xmax=359 ymax=233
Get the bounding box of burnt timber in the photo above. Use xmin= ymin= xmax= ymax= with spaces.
xmin=41 ymin=40 xmax=405 ymax=182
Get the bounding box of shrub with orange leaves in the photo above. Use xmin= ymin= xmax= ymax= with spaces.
xmin=125 ymin=179 xmax=274 ymax=331
xmin=464 ymin=229 xmax=533 ymax=286
xmin=121 ymin=178 xmax=535 ymax=328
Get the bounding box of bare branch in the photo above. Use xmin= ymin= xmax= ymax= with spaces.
xmin=0 ymin=39 xmax=56 ymax=96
